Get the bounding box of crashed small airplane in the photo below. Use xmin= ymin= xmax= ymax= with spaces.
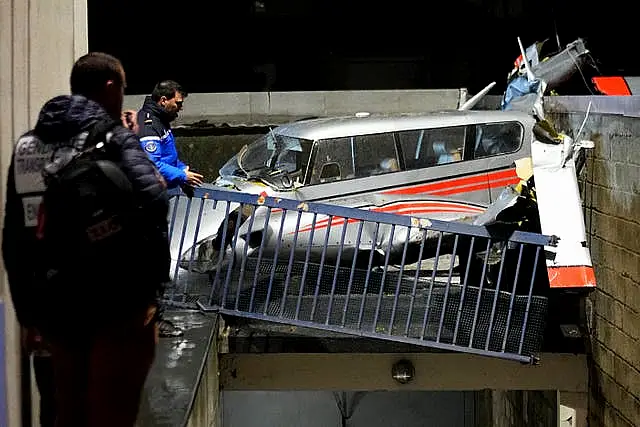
xmin=171 ymin=37 xmax=597 ymax=291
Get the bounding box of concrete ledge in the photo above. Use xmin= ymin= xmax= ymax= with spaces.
xmin=544 ymin=95 xmax=640 ymax=117
xmin=474 ymin=94 xmax=640 ymax=117
xmin=186 ymin=320 xmax=220 ymax=427
xmin=220 ymin=352 xmax=588 ymax=393
xmin=126 ymin=92 xmax=640 ymax=128
xmin=137 ymin=311 xmax=218 ymax=427
xmin=124 ymin=89 xmax=464 ymax=126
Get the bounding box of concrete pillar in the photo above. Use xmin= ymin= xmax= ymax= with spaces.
xmin=0 ymin=0 xmax=87 ymax=425
xmin=560 ymin=392 xmax=588 ymax=427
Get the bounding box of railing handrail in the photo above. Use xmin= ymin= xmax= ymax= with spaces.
xmin=168 ymin=185 xmax=556 ymax=247
xmin=165 ymin=185 xmax=551 ymax=364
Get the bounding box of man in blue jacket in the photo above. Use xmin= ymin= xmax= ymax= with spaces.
xmin=138 ymin=80 xmax=203 ymax=337
xmin=137 ymin=80 xmax=203 ymax=190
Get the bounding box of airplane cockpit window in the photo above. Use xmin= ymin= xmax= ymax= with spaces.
xmin=310 ymin=137 xmax=355 ymax=185
xmin=219 ymin=132 xmax=313 ymax=189
xmin=474 ymin=121 xmax=523 ymax=158
xmin=398 ymin=125 xmax=466 ymax=170
xmin=319 ymin=162 xmax=341 ymax=183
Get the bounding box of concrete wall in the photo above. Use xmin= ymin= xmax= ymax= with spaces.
xmin=123 ymin=89 xmax=464 ymax=126
xmin=475 ymin=390 xmax=558 ymax=426
xmin=186 ymin=320 xmax=221 ymax=427
xmin=490 ymin=390 xmax=558 ymax=427
xmin=222 ymin=391 xmax=475 ymax=427
xmin=0 ymin=1 xmax=88 ymax=426
xmin=222 ymin=389 xmax=558 ymax=427
xmin=548 ymin=106 xmax=640 ymax=426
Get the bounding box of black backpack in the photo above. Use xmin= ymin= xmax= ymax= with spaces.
xmin=37 ymin=118 xmax=141 ymax=297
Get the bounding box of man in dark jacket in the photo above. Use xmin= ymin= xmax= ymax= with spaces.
xmin=137 ymin=80 xmax=203 ymax=337
xmin=2 ymin=52 xmax=169 ymax=427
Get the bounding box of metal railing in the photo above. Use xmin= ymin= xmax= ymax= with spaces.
xmin=164 ymin=187 xmax=554 ymax=363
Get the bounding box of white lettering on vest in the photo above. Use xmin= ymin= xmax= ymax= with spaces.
xmin=14 ymin=135 xmax=52 ymax=195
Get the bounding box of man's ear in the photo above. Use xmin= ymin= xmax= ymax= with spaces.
xmin=104 ymin=79 xmax=121 ymax=97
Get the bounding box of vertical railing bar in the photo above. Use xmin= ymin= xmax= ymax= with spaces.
xmin=262 ymin=211 xmax=288 ymax=315
xmin=220 ymin=203 xmax=245 ymax=308
xmin=295 ymin=213 xmax=318 ymax=320
xmin=420 ymin=232 xmax=443 ymax=340
xmin=342 ymin=220 xmax=364 ymax=327
xmin=452 ymin=237 xmax=476 ymax=344
xmin=468 ymin=238 xmax=493 ymax=347
xmin=171 ymin=196 xmax=193 ymax=299
xmin=372 ymin=225 xmax=396 ymax=333
xmin=167 ymin=195 xmax=181 ymax=242
xmin=310 ymin=216 xmax=334 ymax=322
xmin=248 ymin=207 xmax=272 ymax=312
xmin=234 ymin=205 xmax=258 ymax=310
xmin=184 ymin=198 xmax=206 ymax=272
xmin=388 ymin=226 xmax=412 ymax=334
xmin=357 ymin=223 xmax=381 ymax=329
xmin=279 ymin=210 xmax=303 ymax=318
xmin=405 ymin=228 xmax=427 ymax=337
xmin=326 ymin=217 xmax=350 ymax=325
xmin=182 ymin=198 xmax=207 ymax=301
xmin=167 ymin=195 xmax=180 ymax=295
xmin=485 ymin=246 xmax=509 ymax=351
xmin=518 ymin=246 xmax=541 ymax=355
xmin=207 ymin=201 xmax=232 ymax=305
xmin=436 ymin=234 xmax=459 ymax=342
xmin=501 ymin=244 xmax=525 ymax=352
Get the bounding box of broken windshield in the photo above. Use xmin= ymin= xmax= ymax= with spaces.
xmin=219 ymin=131 xmax=314 ymax=185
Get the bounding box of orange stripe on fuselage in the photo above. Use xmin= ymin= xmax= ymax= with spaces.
xmin=294 ymin=201 xmax=485 ymax=233
xmin=382 ymin=168 xmax=518 ymax=196
xmin=271 ymin=169 xmax=518 ymax=214
xmin=374 ymin=201 xmax=485 ymax=214
xmin=276 ymin=169 xmax=520 ymax=234
xmin=431 ymin=176 xmax=520 ymax=197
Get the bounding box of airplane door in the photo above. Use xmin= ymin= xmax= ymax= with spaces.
xmin=295 ymin=133 xmax=403 ymax=255
xmin=472 ymin=122 xmax=527 ymax=203
xmin=296 ymin=133 xmax=401 ymax=204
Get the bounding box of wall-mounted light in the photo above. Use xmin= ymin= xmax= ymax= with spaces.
xmin=391 ymin=359 xmax=415 ymax=384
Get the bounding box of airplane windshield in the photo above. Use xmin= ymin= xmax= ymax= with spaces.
xmin=219 ymin=132 xmax=313 ymax=183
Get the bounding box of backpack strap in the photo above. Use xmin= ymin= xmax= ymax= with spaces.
xmin=42 ymin=117 xmax=121 ymax=183
xmin=84 ymin=117 xmax=119 ymax=149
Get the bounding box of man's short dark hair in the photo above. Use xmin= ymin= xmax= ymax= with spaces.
xmin=70 ymin=52 xmax=123 ymax=97
xmin=151 ymin=80 xmax=188 ymax=102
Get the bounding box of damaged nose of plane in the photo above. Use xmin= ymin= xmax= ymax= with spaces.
xmin=179 ymin=235 xmax=236 ymax=274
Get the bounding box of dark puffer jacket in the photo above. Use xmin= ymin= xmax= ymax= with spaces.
xmin=2 ymin=95 xmax=170 ymax=330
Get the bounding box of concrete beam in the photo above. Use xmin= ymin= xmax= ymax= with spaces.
xmin=560 ymin=392 xmax=588 ymax=427
xmin=220 ymin=353 xmax=588 ymax=393
xmin=123 ymin=89 xmax=464 ymax=125
xmin=560 ymin=391 xmax=588 ymax=410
